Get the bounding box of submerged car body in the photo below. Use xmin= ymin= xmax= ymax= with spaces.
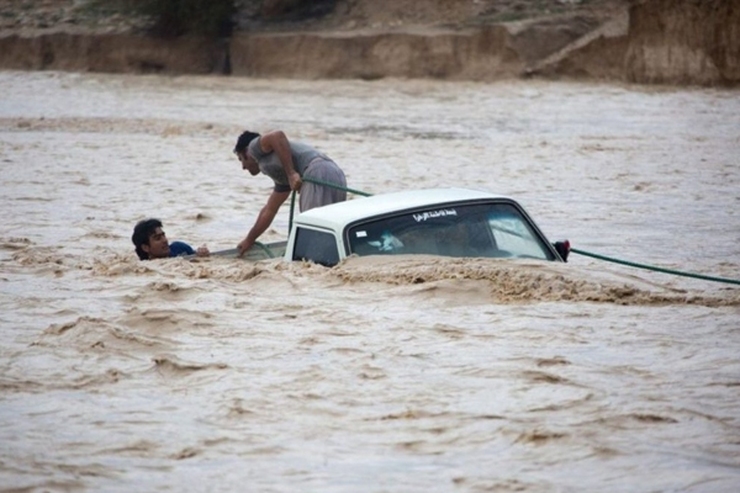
xmin=282 ymin=188 xmax=569 ymax=266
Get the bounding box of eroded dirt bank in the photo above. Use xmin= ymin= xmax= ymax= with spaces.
xmin=624 ymin=0 xmax=740 ymax=85
xmin=0 ymin=0 xmax=737 ymax=86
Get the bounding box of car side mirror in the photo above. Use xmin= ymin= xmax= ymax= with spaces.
xmin=553 ymin=240 xmax=570 ymax=262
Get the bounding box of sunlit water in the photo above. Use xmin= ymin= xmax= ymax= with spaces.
xmin=1 ymin=71 xmax=739 ymax=492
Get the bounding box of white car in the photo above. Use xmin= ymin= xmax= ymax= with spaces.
xmin=239 ymin=188 xmax=570 ymax=266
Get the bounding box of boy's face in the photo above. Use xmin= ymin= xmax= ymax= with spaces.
xmin=143 ymin=227 xmax=170 ymax=259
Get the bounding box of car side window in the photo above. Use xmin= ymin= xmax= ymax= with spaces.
xmin=292 ymin=227 xmax=340 ymax=267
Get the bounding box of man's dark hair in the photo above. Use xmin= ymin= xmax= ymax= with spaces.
xmin=132 ymin=218 xmax=163 ymax=260
xmin=234 ymin=131 xmax=261 ymax=155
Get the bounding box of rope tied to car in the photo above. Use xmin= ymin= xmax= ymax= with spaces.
xmin=570 ymin=248 xmax=740 ymax=286
xmin=288 ymin=176 xmax=373 ymax=232
xmin=286 ymin=179 xmax=740 ymax=286
xmin=254 ymin=241 xmax=275 ymax=258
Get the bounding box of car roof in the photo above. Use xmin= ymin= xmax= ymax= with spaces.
xmin=293 ymin=187 xmax=511 ymax=231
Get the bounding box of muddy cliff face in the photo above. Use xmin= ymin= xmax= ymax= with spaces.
xmin=625 ymin=0 xmax=739 ymax=85
xmin=228 ymin=27 xmax=524 ymax=81
xmin=0 ymin=32 xmax=222 ymax=74
xmin=0 ymin=0 xmax=737 ymax=86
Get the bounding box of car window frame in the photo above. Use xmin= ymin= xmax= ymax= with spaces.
xmin=291 ymin=225 xmax=341 ymax=267
xmin=342 ymin=198 xmax=559 ymax=261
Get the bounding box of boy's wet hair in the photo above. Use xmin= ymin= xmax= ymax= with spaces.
xmin=132 ymin=218 xmax=163 ymax=260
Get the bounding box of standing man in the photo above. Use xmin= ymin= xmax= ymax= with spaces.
xmin=233 ymin=130 xmax=347 ymax=257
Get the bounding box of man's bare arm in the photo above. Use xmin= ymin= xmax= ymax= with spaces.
xmin=237 ymin=190 xmax=290 ymax=257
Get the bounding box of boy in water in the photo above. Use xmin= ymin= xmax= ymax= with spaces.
xmin=132 ymin=218 xmax=209 ymax=260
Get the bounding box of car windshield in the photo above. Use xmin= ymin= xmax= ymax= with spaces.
xmin=346 ymin=201 xmax=556 ymax=261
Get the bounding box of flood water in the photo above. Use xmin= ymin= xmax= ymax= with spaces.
xmin=1 ymin=70 xmax=739 ymax=492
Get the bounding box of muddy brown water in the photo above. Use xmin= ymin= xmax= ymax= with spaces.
xmin=1 ymin=71 xmax=739 ymax=492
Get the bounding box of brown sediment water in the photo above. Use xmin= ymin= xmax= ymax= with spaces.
xmin=1 ymin=71 xmax=739 ymax=492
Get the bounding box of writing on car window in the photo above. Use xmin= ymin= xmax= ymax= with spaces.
xmin=346 ymin=201 xmax=554 ymax=261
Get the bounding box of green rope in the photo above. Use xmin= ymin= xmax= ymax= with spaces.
xmin=284 ymin=178 xmax=740 ymax=286
xmin=302 ymin=176 xmax=373 ymax=197
xmin=289 ymin=189 xmax=296 ymax=234
xmin=571 ymin=248 xmax=740 ymax=286
xmin=287 ymin=176 xmax=373 ymax=234
xmin=254 ymin=241 xmax=274 ymax=258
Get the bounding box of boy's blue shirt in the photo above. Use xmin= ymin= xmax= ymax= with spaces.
xmin=169 ymin=241 xmax=195 ymax=257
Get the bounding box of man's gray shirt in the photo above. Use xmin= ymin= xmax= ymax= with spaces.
xmin=248 ymin=138 xmax=329 ymax=192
